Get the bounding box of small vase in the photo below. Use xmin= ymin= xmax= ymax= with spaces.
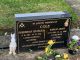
xmin=47 ymin=55 xmax=55 ymax=60
xmin=68 ymin=49 xmax=77 ymax=55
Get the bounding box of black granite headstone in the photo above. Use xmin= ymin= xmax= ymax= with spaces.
xmin=15 ymin=12 xmax=71 ymax=52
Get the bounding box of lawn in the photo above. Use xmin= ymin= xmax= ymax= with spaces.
xmin=0 ymin=0 xmax=78 ymax=29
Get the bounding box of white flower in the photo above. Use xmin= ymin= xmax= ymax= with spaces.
xmin=55 ymin=55 xmax=61 ymax=58
xmin=4 ymin=32 xmax=7 ymax=35
xmin=72 ymin=35 xmax=79 ymax=41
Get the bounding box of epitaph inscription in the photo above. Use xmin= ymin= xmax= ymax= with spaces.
xmin=16 ymin=19 xmax=70 ymax=52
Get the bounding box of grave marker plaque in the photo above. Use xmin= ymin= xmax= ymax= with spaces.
xmin=15 ymin=12 xmax=71 ymax=52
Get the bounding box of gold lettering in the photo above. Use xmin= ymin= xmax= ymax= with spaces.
xmin=40 ymin=25 xmax=50 ymax=28
xmin=18 ymin=30 xmax=32 ymax=34
xmin=45 ymin=21 xmax=57 ymax=24
xmin=36 ymin=22 xmax=44 ymax=25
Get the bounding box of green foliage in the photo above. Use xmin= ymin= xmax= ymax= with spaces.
xmin=68 ymin=39 xmax=79 ymax=50
xmin=0 ymin=0 xmax=77 ymax=28
xmin=45 ymin=45 xmax=53 ymax=56
xmin=36 ymin=44 xmax=62 ymax=60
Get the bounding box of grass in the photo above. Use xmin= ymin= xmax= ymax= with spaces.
xmin=0 ymin=0 xmax=78 ymax=28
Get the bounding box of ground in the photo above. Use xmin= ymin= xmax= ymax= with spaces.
xmin=0 ymin=49 xmax=80 ymax=60
xmin=66 ymin=0 xmax=80 ymax=16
